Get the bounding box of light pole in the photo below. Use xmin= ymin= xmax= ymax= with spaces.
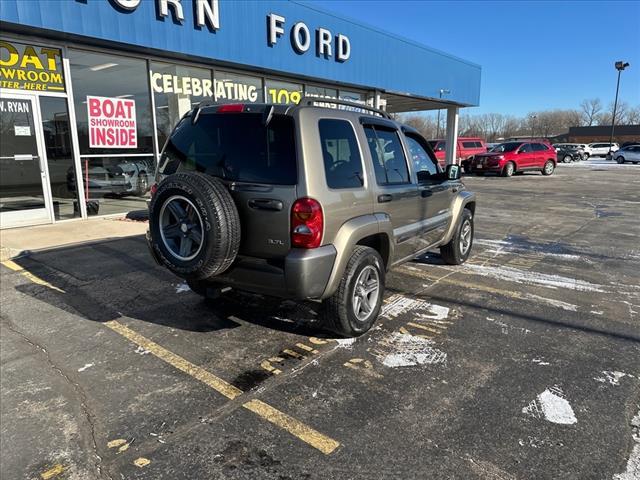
xmin=435 ymin=88 xmax=451 ymax=139
xmin=529 ymin=114 xmax=537 ymax=139
xmin=608 ymin=61 xmax=630 ymax=157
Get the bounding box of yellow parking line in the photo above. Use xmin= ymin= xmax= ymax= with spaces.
xmin=406 ymin=322 xmax=444 ymax=334
xmin=399 ymin=267 xmax=525 ymax=300
xmin=260 ymin=360 xmax=282 ymax=375
xmin=104 ymin=320 xmax=243 ymax=400
xmin=2 ymin=260 xmax=65 ymax=293
xmin=40 ymin=464 xmax=66 ymax=479
xmin=296 ymin=343 xmax=319 ymax=354
xmin=282 ymin=348 xmax=304 ymax=359
xmin=243 ymin=399 xmax=339 ymax=455
xmin=105 ymin=320 xmax=339 ymax=454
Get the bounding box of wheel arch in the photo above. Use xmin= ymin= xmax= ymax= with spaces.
xmin=321 ymin=214 xmax=393 ymax=299
xmin=440 ymin=191 xmax=476 ymax=246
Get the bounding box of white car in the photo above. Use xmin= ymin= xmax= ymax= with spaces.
xmin=588 ymin=142 xmax=619 ymax=157
xmin=612 ymin=145 xmax=640 ymax=164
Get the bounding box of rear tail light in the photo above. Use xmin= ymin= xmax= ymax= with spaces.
xmin=150 ymin=183 xmax=158 ymax=197
xmin=217 ymin=104 xmax=245 ymax=113
xmin=291 ymin=198 xmax=323 ymax=249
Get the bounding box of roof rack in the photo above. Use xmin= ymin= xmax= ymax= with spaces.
xmin=292 ymin=96 xmax=392 ymax=119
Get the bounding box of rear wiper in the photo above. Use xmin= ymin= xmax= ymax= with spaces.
xmin=262 ymin=105 xmax=274 ymax=127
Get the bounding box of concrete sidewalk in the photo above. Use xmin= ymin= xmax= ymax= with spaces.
xmin=0 ymin=217 xmax=148 ymax=261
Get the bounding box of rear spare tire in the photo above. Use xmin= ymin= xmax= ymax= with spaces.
xmin=149 ymin=172 xmax=240 ymax=279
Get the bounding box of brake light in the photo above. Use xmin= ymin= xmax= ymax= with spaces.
xmin=217 ymin=104 xmax=244 ymax=113
xmin=291 ymin=198 xmax=323 ymax=249
xmin=150 ymin=183 xmax=158 ymax=197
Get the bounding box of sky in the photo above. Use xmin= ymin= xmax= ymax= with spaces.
xmin=307 ymin=0 xmax=640 ymax=117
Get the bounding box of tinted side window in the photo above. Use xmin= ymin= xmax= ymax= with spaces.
xmin=159 ymin=113 xmax=297 ymax=184
xmin=475 ymin=141 xmax=484 ymax=148
xmin=532 ymin=143 xmax=546 ymax=151
xmin=318 ymin=119 xmax=363 ymax=189
xmin=462 ymin=141 xmax=476 ymax=148
xmin=520 ymin=143 xmax=533 ymax=153
xmin=406 ymin=135 xmax=438 ymax=177
xmin=364 ymin=126 xmax=410 ymax=185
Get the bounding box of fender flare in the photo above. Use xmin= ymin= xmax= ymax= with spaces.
xmin=441 ymin=190 xmax=476 ymax=246
xmin=321 ymin=214 xmax=393 ymax=299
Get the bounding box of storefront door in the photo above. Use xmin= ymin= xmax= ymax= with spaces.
xmin=0 ymin=92 xmax=54 ymax=228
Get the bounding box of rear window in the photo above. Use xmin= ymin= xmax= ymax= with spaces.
xmin=158 ymin=113 xmax=297 ymax=185
xmin=318 ymin=119 xmax=364 ymax=189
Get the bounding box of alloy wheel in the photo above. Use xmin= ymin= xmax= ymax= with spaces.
xmin=159 ymin=195 xmax=204 ymax=261
xmin=352 ymin=265 xmax=380 ymax=322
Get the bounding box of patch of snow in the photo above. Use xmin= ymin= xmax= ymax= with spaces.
xmin=613 ymin=410 xmax=640 ymax=480
xmin=524 ymin=293 xmax=578 ymax=311
xmin=381 ymin=294 xmax=450 ymax=320
xmin=532 ymin=358 xmax=550 ymax=366
xmin=77 ymin=363 xmax=94 ymax=372
xmin=523 ymin=386 xmax=577 ymax=425
xmin=334 ymin=338 xmax=357 ymax=349
xmin=590 ymin=310 xmax=604 ymax=315
xmin=486 ymin=317 xmax=531 ymax=335
xmin=135 ymin=346 xmax=150 ymax=355
xmin=456 ymin=264 xmax=604 ymax=292
xmin=175 ymin=282 xmax=190 ymax=293
xmin=375 ymin=333 xmax=446 ymax=368
xmin=594 ymin=371 xmax=635 ymax=386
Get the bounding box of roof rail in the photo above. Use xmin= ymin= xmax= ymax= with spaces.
xmin=291 ymin=96 xmax=392 ymax=120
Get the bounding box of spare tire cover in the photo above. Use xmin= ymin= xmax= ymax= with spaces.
xmin=148 ymin=172 xmax=241 ymax=279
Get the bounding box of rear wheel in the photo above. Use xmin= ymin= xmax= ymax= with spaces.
xmin=563 ymin=155 xmax=572 ymax=163
xmin=502 ymin=162 xmax=515 ymax=177
xmin=440 ymin=208 xmax=474 ymax=265
xmin=323 ymin=246 xmax=385 ymax=337
xmin=542 ymin=160 xmax=555 ymax=176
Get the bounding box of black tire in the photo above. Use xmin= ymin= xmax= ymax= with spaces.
xmin=502 ymin=162 xmax=515 ymax=177
xmin=475 ymin=171 xmax=485 ymax=176
xmin=149 ymin=172 xmax=240 ymax=280
xmin=322 ymin=246 xmax=385 ymax=337
xmin=541 ymin=160 xmax=555 ymax=176
xmin=617 ymin=156 xmax=625 ymax=164
xmin=563 ymin=155 xmax=572 ymax=164
xmin=440 ymin=208 xmax=474 ymax=265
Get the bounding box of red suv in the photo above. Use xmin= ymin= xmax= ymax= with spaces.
xmin=428 ymin=137 xmax=487 ymax=169
xmin=470 ymin=141 xmax=556 ymax=177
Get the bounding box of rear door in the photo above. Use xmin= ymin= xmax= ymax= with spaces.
xmin=363 ymin=123 xmax=419 ymax=263
xmin=404 ymin=132 xmax=454 ymax=251
xmin=158 ymin=112 xmax=298 ymax=259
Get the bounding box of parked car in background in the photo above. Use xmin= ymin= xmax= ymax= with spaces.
xmin=612 ymin=144 xmax=640 ymax=164
xmin=556 ymin=145 xmax=584 ymax=163
xmin=588 ymin=142 xmax=619 ymax=157
xmin=470 ymin=141 xmax=556 ymax=177
xmin=428 ymin=137 xmax=487 ymax=171
xmin=67 ymin=158 xmax=152 ymax=198
xmin=553 ymin=143 xmax=591 ymax=158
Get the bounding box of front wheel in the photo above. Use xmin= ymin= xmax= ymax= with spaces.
xmin=502 ymin=162 xmax=515 ymax=177
xmin=440 ymin=209 xmax=474 ymax=265
xmin=616 ymin=156 xmax=625 ymax=164
xmin=542 ymin=160 xmax=555 ymax=176
xmin=563 ymin=155 xmax=572 ymax=164
xmin=322 ymin=246 xmax=385 ymax=337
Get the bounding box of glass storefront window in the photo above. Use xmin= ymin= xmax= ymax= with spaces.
xmin=305 ymin=85 xmax=337 ymax=99
xmin=339 ymin=90 xmax=366 ymax=104
xmin=69 ymin=49 xmax=154 ymax=155
xmin=78 ymin=155 xmax=155 ymax=216
xmin=151 ymin=62 xmax=212 ymax=150
xmin=214 ymin=71 xmax=263 ymax=104
xmin=40 ymin=97 xmax=80 ymax=220
xmin=265 ymin=79 xmax=303 ymax=105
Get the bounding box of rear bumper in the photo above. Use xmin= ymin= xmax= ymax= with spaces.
xmin=214 ymin=246 xmax=337 ymax=299
xmin=147 ymin=229 xmax=337 ymax=299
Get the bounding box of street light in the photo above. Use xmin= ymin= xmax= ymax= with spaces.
xmin=435 ymin=88 xmax=451 ymax=139
xmin=530 ymin=114 xmax=537 ymax=139
xmin=608 ymin=61 xmax=630 ymax=158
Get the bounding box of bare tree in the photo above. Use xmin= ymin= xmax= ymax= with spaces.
xmin=597 ymin=101 xmax=630 ymax=126
xmin=580 ymin=98 xmax=602 ymax=126
xmin=627 ymin=105 xmax=640 ymax=125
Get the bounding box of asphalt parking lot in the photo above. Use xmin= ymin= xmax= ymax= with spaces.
xmin=1 ymin=160 xmax=639 ymax=480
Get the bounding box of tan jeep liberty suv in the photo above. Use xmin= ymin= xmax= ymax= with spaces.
xmin=147 ymin=99 xmax=476 ymax=337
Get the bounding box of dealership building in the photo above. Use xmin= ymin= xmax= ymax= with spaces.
xmin=0 ymin=0 xmax=481 ymax=229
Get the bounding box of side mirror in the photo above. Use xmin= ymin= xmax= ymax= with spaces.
xmin=445 ymin=164 xmax=461 ymax=180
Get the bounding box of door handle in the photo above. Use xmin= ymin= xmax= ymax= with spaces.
xmin=377 ymin=194 xmax=393 ymax=203
xmin=248 ymin=198 xmax=283 ymax=211
xmin=420 ymin=189 xmax=432 ymax=198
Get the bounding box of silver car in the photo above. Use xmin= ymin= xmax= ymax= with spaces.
xmin=612 ymin=145 xmax=640 ymax=164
